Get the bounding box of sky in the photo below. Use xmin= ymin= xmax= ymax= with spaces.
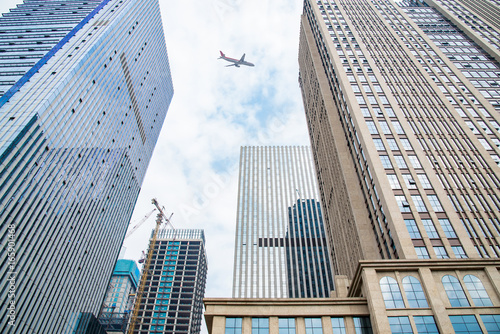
xmin=0 ymin=0 xmax=309 ymax=302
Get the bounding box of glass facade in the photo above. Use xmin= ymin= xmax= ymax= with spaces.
xmin=0 ymin=0 xmax=173 ymax=333
xmin=232 ymin=146 xmax=333 ymax=298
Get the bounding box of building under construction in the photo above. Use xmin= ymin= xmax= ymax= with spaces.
xmin=129 ymin=229 xmax=208 ymax=334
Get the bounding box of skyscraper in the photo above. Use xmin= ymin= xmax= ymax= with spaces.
xmin=130 ymin=229 xmax=207 ymax=334
xmin=99 ymin=259 xmax=140 ymax=333
xmin=232 ymin=146 xmax=333 ymax=298
xmin=0 ymin=0 xmax=173 ymax=333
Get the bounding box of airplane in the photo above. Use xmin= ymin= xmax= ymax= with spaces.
xmin=218 ymin=51 xmax=255 ymax=67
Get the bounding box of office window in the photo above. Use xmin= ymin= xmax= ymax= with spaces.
xmin=353 ymin=317 xmax=373 ymax=334
xmin=331 ymin=317 xmax=346 ymax=334
xmin=387 ymin=174 xmax=401 ymax=189
xmin=387 ymin=138 xmax=399 ymax=150
xmin=408 ymin=155 xmax=421 ymax=168
xmin=366 ymin=121 xmax=378 ymax=134
xmin=434 ymin=246 xmax=449 ymax=259
xmin=400 ymin=139 xmax=413 ymax=150
xmin=415 ymin=246 xmax=429 ymax=259
xmin=422 ymin=219 xmax=439 ymax=238
xmin=252 ymin=318 xmax=269 ymax=334
xmin=452 ymin=246 xmax=468 ymax=259
xmin=305 ymin=318 xmax=323 ymax=334
xmin=373 ymin=139 xmax=386 ymax=151
xmin=404 ymin=219 xmax=421 ymax=239
xmin=395 ymin=195 xmax=411 ymax=212
xmin=438 ymin=219 xmax=457 ymax=238
xmin=414 ymin=316 xmax=439 ymax=334
xmin=417 ymin=174 xmax=432 ymax=188
xmin=402 ymin=174 xmax=417 ymax=189
xmin=442 ymin=275 xmax=469 ymax=307
xmin=411 ymin=195 xmax=427 ymax=212
xmin=393 ymin=155 xmax=407 ymax=168
xmin=388 ymin=317 xmax=412 ymax=334
xmin=380 ymin=155 xmax=393 ymax=168
xmin=449 ymin=315 xmax=481 ymax=334
xmin=428 ymin=195 xmax=444 ymax=212
xmin=380 ymin=121 xmax=392 ymax=134
xmin=402 ymin=276 xmax=428 ymax=308
xmin=463 ymin=275 xmax=493 ymax=307
xmin=380 ymin=276 xmax=405 ymax=308
xmin=279 ymin=318 xmax=296 ymax=334
xmin=480 ymin=315 xmax=500 ymax=333
xmin=226 ymin=318 xmax=243 ymax=334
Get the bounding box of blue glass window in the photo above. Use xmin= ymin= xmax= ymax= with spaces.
xmin=380 ymin=276 xmax=405 ymax=308
xmin=331 ymin=317 xmax=346 ymax=334
xmin=449 ymin=315 xmax=482 ymax=334
xmin=480 ymin=314 xmax=500 ymax=333
xmin=252 ymin=318 xmax=269 ymax=334
xmin=402 ymin=276 xmax=428 ymax=308
xmin=388 ymin=316 xmax=413 ymax=334
xmin=279 ymin=318 xmax=296 ymax=334
xmin=353 ymin=317 xmax=373 ymax=334
xmin=442 ymin=275 xmax=469 ymax=307
xmin=405 ymin=219 xmax=421 ymax=238
xmin=414 ymin=316 xmax=439 ymax=334
xmin=226 ymin=318 xmax=242 ymax=334
xmin=305 ymin=318 xmax=323 ymax=334
xmin=463 ymin=275 xmax=493 ymax=307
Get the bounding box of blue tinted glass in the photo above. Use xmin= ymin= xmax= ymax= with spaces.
xmin=442 ymin=275 xmax=470 ymax=307
xmin=463 ymin=275 xmax=493 ymax=307
xmin=331 ymin=317 xmax=346 ymax=334
xmin=480 ymin=314 xmax=500 ymax=333
xmin=414 ymin=316 xmax=439 ymax=334
xmin=450 ymin=315 xmax=482 ymax=334
xmin=402 ymin=276 xmax=428 ymax=308
xmin=388 ymin=316 xmax=413 ymax=334
xmin=380 ymin=276 xmax=405 ymax=308
xmin=354 ymin=317 xmax=373 ymax=334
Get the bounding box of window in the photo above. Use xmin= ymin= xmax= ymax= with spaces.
xmin=331 ymin=318 xmax=346 ymax=334
xmin=380 ymin=121 xmax=392 ymax=134
xmin=442 ymin=275 xmax=469 ymax=307
xmin=463 ymin=275 xmax=493 ymax=306
xmin=387 ymin=139 xmax=399 ymax=150
xmin=380 ymin=276 xmax=405 ymax=308
xmin=452 ymin=246 xmax=468 ymax=259
xmin=412 ymin=195 xmax=427 ymax=212
xmin=402 ymin=276 xmax=428 ymax=308
xmin=388 ymin=317 xmax=412 ymax=334
xmin=395 ymin=195 xmax=410 ymax=212
xmin=434 ymin=246 xmax=449 ymax=259
xmin=415 ymin=246 xmax=429 ymax=259
xmin=380 ymin=155 xmax=393 ymax=168
xmin=279 ymin=318 xmax=296 ymax=334
xmin=387 ymin=174 xmax=401 ymax=189
xmin=405 ymin=219 xmax=421 ymax=238
xmin=480 ymin=315 xmax=500 ymax=333
xmin=226 ymin=318 xmax=243 ymax=334
xmin=414 ymin=316 xmax=439 ymax=334
xmin=353 ymin=317 xmax=373 ymax=334
xmin=391 ymin=121 xmax=404 ymax=134
xmin=393 ymin=155 xmax=407 ymax=168
xmin=373 ymin=139 xmax=385 ymax=151
xmin=408 ymin=155 xmax=421 ymax=168
xmin=366 ymin=121 xmax=378 ymax=134
xmin=400 ymin=139 xmax=413 ymax=150
xmin=422 ymin=219 xmax=438 ymax=238
xmin=402 ymin=174 xmax=417 ymax=189
xmin=427 ymin=195 xmax=444 ymax=212
xmin=417 ymin=174 xmax=432 ymax=188
xmin=438 ymin=219 xmax=456 ymax=238
xmin=449 ymin=315 xmax=481 ymax=334
xmin=305 ymin=318 xmax=323 ymax=334
xmin=252 ymin=318 xmax=269 ymax=334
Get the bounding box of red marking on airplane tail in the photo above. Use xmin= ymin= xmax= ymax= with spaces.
xmin=219 ymin=51 xmax=225 ymax=57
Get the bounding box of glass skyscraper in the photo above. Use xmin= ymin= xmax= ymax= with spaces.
xmin=131 ymin=229 xmax=207 ymax=334
xmin=232 ymin=146 xmax=333 ymax=298
xmin=0 ymin=0 xmax=173 ymax=333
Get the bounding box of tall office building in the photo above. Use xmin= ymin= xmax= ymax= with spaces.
xmin=233 ymin=146 xmax=333 ymax=298
xmin=0 ymin=0 xmax=173 ymax=333
xmin=131 ymin=229 xmax=207 ymax=334
xmin=99 ymin=259 xmax=140 ymax=333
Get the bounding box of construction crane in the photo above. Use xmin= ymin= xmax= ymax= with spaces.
xmin=124 ymin=208 xmax=156 ymax=240
xmin=127 ymin=198 xmax=173 ymax=334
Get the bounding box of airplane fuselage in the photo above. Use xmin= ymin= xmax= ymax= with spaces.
xmin=219 ymin=51 xmax=255 ymax=67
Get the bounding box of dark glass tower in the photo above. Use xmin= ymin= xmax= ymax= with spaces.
xmin=0 ymin=0 xmax=173 ymax=333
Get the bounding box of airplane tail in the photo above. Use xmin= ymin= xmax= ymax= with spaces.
xmin=219 ymin=51 xmax=225 ymax=58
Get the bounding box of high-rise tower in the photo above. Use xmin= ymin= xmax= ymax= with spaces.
xmin=132 ymin=229 xmax=208 ymax=334
xmin=0 ymin=0 xmax=173 ymax=333
xmin=232 ymin=146 xmax=333 ymax=298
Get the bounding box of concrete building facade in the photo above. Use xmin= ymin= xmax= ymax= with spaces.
xmin=0 ymin=0 xmax=173 ymax=332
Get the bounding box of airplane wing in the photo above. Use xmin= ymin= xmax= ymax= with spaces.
xmin=239 ymin=54 xmax=246 ymax=62
xmin=226 ymin=63 xmax=240 ymax=67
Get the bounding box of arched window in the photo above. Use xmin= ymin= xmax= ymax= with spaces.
xmin=442 ymin=275 xmax=469 ymax=307
xmin=463 ymin=275 xmax=493 ymax=306
xmin=402 ymin=276 xmax=428 ymax=308
xmin=380 ymin=276 xmax=405 ymax=308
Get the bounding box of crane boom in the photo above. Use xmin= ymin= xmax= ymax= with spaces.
xmin=127 ymin=199 xmax=173 ymax=334
xmin=124 ymin=208 xmax=156 ymax=239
